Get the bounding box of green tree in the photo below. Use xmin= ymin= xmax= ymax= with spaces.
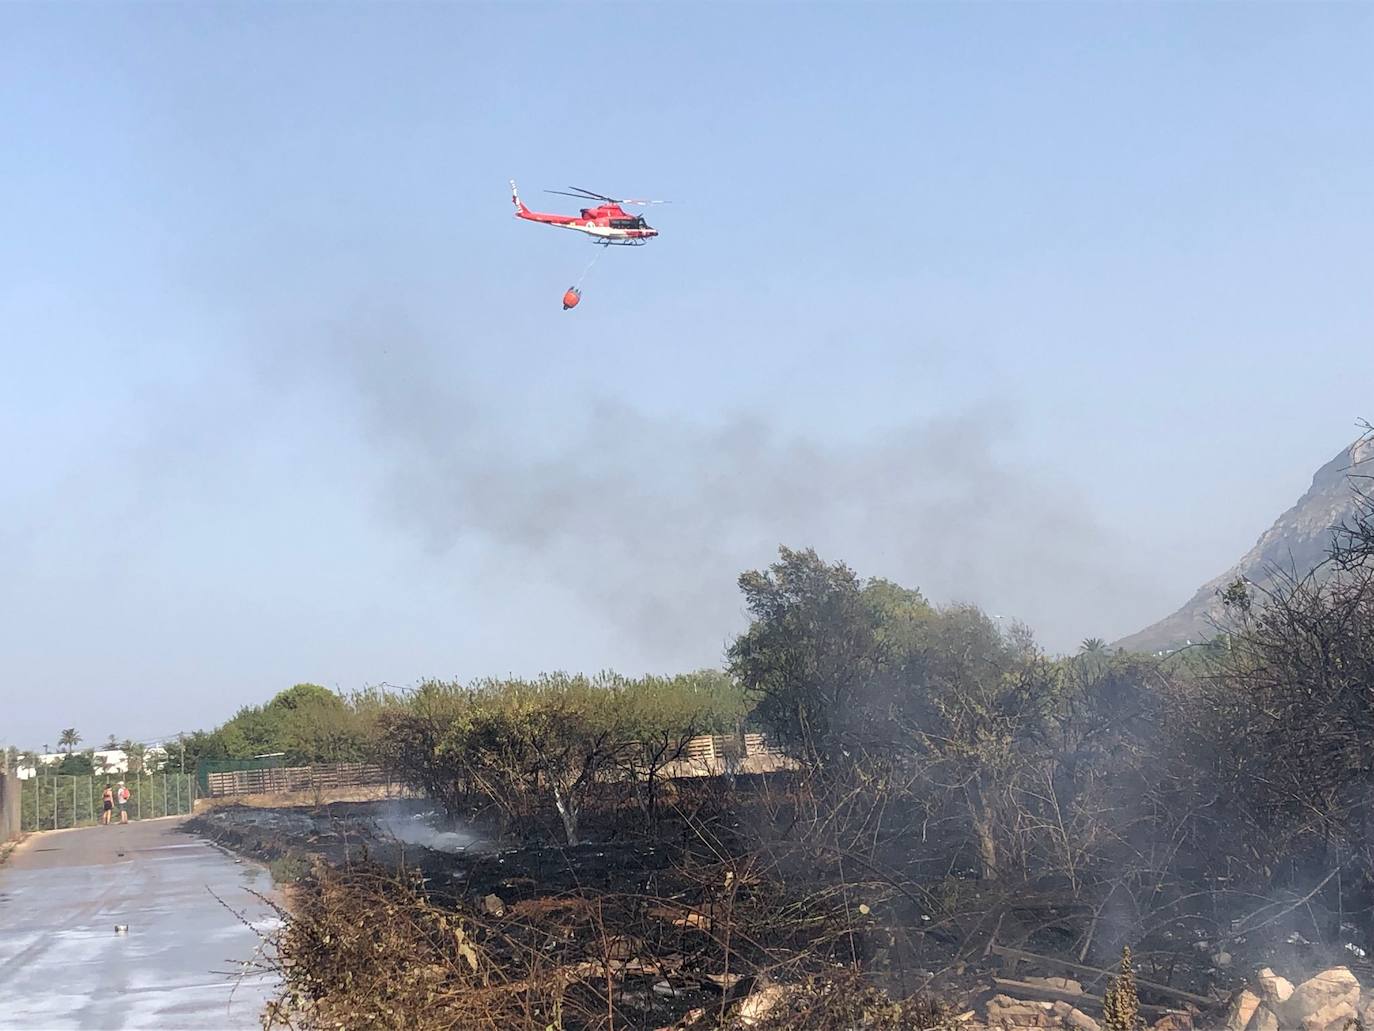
xmin=180 ymin=729 xmax=231 ymax=769
xmin=728 ymin=547 xmax=887 ymax=768
xmin=372 ymin=681 xmax=476 ymax=815
xmin=266 ymin=683 xmax=341 ymax=715
xmin=375 ymin=672 xmax=746 ymax=845
xmin=57 ymin=750 xmax=95 ymax=775
xmin=192 ymin=684 xmax=372 ymax=764
xmin=119 ymin=740 xmax=146 ymax=775
xmin=221 ymin=703 xmax=283 ymax=757
xmin=728 ymin=547 xmax=1064 ymax=880
xmin=58 ymin=728 xmax=81 ymax=754
xmin=462 ymin=673 xmax=633 ymax=846
xmin=276 ymin=688 xmax=370 ymax=763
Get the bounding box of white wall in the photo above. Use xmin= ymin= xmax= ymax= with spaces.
xmin=14 ymin=749 xmax=130 ymax=778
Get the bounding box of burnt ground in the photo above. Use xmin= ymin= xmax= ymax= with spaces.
xmin=186 ymin=799 xmax=683 ymax=905
xmin=185 ymin=800 xmax=1374 ymax=1029
xmin=187 ymin=800 xmax=741 ymax=1026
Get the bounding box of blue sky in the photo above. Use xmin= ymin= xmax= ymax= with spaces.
xmin=2 ymin=2 xmax=1371 ymax=748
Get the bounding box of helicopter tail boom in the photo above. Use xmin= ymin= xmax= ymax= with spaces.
xmin=510 ymin=179 xmax=578 ymax=225
xmin=510 ymin=179 xmax=531 ymax=216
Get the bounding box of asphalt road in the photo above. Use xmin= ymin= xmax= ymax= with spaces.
xmin=0 ymin=816 xmax=280 ymax=1030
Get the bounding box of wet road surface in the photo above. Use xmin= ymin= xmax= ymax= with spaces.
xmin=0 ymin=816 xmax=279 ymax=1030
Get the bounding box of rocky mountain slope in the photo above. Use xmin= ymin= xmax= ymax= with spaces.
xmin=1115 ymin=435 xmax=1373 ymax=653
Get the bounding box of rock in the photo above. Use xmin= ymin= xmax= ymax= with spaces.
xmin=1150 ymin=1014 xmax=1194 ymax=1031
xmin=1298 ymin=999 xmax=1356 ymax=1031
xmin=1287 ymin=968 xmax=1360 ymax=1028
xmin=1228 ymin=989 xmax=1262 ymax=1031
xmin=1028 ymin=976 xmax=1085 ymax=995
xmin=479 ymin=893 xmax=506 ymax=916
xmin=737 ymin=984 xmax=788 ymax=1027
xmin=1257 ymin=969 xmax=1295 ymax=1007
xmin=1249 ymin=1006 xmax=1279 ymax=1031
xmin=1050 ymin=1000 xmax=1100 ymax=1031
xmin=987 ymin=996 xmax=1056 ymax=1029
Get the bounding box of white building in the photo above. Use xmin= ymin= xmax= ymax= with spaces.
xmin=14 ymin=753 xmax=61 ymax=780
xmin=15 ymin=749 xmax=131 ymax=780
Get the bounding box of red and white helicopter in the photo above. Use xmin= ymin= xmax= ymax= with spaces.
xmin=510 ymin=181 xmax=664 ymax=246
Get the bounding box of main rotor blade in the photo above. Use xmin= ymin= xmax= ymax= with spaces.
xmin=570 ymin=186 xmax=620 ymax=203
xmin=546 ymin=189 xmax=605 ymax=201
xmin=546 ymin=186 xmax=673 ymax=206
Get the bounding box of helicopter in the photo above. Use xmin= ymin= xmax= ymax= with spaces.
xmin=510 ymin=181 xmax=664 ymax=246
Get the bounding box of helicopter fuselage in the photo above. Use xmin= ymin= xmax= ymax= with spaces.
xmin=511 ymin=182 xmax=659 ymax=245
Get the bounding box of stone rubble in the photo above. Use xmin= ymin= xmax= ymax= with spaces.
xmin=1222 ymin=965 xmax=1366 ymax=1031
xmin=978 ymin=964 xmax=1372 ymax=1031
xmin=719 ymin=963 xmax=1371 ymax=1031
xmin=1257 ymin=969 xmax=1296 ymax=1008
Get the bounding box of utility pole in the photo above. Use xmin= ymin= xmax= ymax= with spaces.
xmin=179 ymin=733 xmax=185 ymax=774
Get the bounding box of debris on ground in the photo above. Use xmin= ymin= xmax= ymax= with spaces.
xmin=479 ymin=891 xmax=505 ymax=916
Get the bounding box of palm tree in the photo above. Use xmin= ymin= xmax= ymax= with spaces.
xmin=120 ymin=740 xmax=146 ymax=775
xmin=1079 ymin=637 xmax=1107 ymax=655
xmin=58 ymin=728 xmax=81 ymax=754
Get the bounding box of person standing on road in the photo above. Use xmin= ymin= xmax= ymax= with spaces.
xmin=101 ymin=784 xmax=114 ymax=825
xmin=117 ymin=781 xmax=130 ymax=824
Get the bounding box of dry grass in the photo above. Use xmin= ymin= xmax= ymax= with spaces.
xmin=261 ymin=861 xmax=588 ymax=1030
xmin=255 ymin=848 xmax=954 ymax=1031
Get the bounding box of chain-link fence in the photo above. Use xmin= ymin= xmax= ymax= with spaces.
xmin=19 ymin=772 xmax=196 ymax=832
